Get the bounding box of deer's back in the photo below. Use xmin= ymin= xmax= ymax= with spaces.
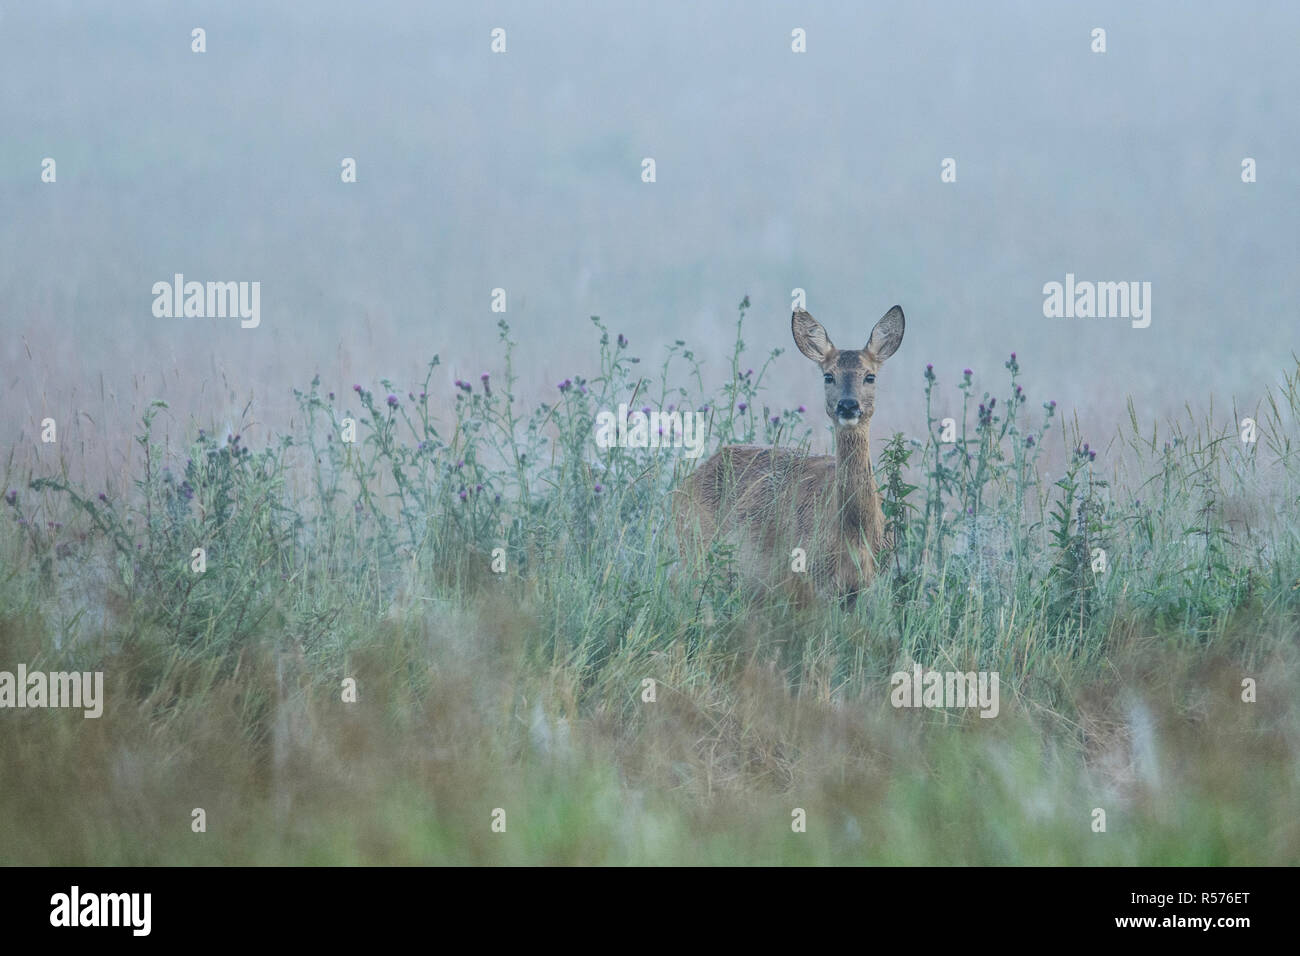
xmin=675 ymin=444 xmax=840 ymax=590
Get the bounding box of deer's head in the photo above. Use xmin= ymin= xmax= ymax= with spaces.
xmin=792 ymin=305 xmax=905 ymax=430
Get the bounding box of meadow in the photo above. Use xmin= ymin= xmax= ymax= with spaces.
xmin=2 ymin=298 xmax=1296 ymax=865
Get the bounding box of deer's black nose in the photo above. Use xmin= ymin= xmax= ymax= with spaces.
xmin=836 ymin=398 xmax=860 ymax=417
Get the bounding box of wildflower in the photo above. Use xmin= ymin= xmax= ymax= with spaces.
xmin=3 ymin=490 xmax=15 ymax=507
xmin=474 ymin=483 xmax=483 ymax=494
xmin=617 ymin=333 xmax=628 ymax=349
xmin=408 ymin=392 xmax=415 ymax=402
xmin=558 ymin=379 xmax=572 ymax=393
xmin=924 ymin=363 xmax=936 ymax=383
xmin=455 ymin=460 xmax=464 ymax=470
xmin=353 ymin=384 xmax=362 ymax=393
xmin=98 ymin=493 xmax=108 ymax=503
xmin=387 ymin=394 xmax=399 ymax=408
xmin=738 ymin=402 xmax=748 ymax=413
xmin=797 ymin=405 xmax=806 ymax=413
xmin=963 ymin=368 xmax=972 ymax=379
xmin=480 ymin=372 xmax=491 ymax=397
xmin=641 ymin=406 xmax=651 ymax=417
xmin=328 ymin=391 xmax=335 ymax=401
xmin=594 ymin=483 xmax=603 ymax=494
xmin=458 ymin=488 xmax=468 ymax=502
xmin=1026 ymin=435 xmax=1036 ymax=448
xmin=771 ymin=416 xmax=781 ymax=425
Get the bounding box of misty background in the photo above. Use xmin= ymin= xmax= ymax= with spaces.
xmin=4 ymin=0 xmax=1297 ymax=473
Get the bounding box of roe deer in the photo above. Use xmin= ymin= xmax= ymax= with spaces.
xmin=675 ymin=305 xmax=905 ymax=608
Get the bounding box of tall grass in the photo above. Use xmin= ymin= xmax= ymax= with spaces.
xmin=2 ymin=299 xmax=1297 ymax=864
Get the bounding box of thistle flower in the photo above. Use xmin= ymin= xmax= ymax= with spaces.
xmin=594 ymin=483 xmax=603 ymax=494
xmin=617 ymin=333 xmax=628 ymax=348
xmin=797 ymin=405 xmax=806 ymax=413
xmin=738 ymin=402 xmax=748 ymax=413
xmin=387 ymin=394 xmax=399 ymax=408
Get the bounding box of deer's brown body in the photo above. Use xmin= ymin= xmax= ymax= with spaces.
xmin=675 ymin=306 xmax=904 ymax=606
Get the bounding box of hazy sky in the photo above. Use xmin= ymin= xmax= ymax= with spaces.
xmin=4 ymin=1 xmax=1297 ymax=463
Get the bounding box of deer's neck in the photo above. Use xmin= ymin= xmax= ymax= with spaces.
xmin=834 ymin=425 xmax=884 ymax=546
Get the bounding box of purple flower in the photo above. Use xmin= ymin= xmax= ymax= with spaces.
xmin=3 ymin=490 xmax=15 ymax=507
xmin=594 ymin=483 xmax=603 ymax=494
xmin=475 ymin=483 xmax=483 ymax=493
xmin=353 ymin=384 xmax=362 ymax=393
xmin=387 ymin=394 xmax=399 ymax=408
xmin=328 ymin=391 xmax=335 ymax=401
xmin=738 ymin=402 xmax=748 ymax=413
xmin=797 ymin=405 xmax=806 ymax=413
xmin=558 ymin=379 xmax=572 ymax=392
xmin=617 ymin=334 xmax=627 ymax=349
xmin=458 ymin=489 xmax=468 ymax=502
xmin=963 ymin=368 xmax=972 ymax=378
xmin=641 ymin=406 xmax=651 ymax=416
xmin=98 ymin=493 xmax=108 ymax=503
xmin=455 ymin=460 xmax=464 ymax=470
xmin=770 ymin=416 xmax=781 ymax=425
xmin=1026 ymin=435 xmax=1036 ymax=448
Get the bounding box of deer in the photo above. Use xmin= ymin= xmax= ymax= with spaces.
xmin=674 ymin=305 xmax=905 ymax=609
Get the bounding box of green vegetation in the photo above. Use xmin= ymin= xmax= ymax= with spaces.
xmin=2 ymin=300 xmax=1297 ymax=864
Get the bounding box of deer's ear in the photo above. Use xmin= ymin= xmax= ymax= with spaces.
xmin=866 ymin=305 xmax=905 ymax=362
xmin=792 ymin=310 xmax=834 ymax=362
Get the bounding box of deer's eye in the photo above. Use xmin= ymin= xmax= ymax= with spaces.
xmin=864 ymin=373 xmax=876 ymax=384
xmin=823 ymin=373 xmax=835 ymax=384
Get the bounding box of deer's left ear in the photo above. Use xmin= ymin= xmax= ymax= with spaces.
xmin=866 ymin=305 xmax=905 ymax=362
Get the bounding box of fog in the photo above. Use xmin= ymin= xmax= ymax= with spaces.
xmin=4 ymin=1 xmax=1297 ymax=466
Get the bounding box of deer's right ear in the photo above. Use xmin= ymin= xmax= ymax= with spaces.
xmin=792 ymin=310 xmax=834 ymax=363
